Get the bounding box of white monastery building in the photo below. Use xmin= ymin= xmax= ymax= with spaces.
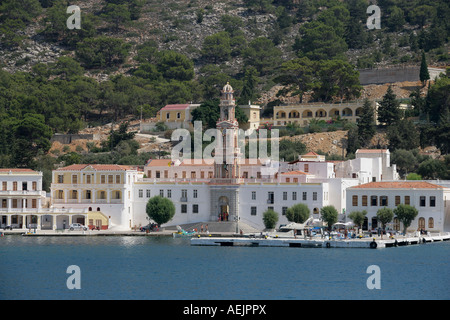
xmin=3 ymin=84 xmax=449 ymax=233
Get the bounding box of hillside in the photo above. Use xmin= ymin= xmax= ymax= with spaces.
xmin=0 ymin=0 xmax=449 ymax=175
xmin=1 ymin=0 xmax=448 ymax=78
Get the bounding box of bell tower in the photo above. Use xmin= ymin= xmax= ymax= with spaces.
xmin=213 ymin=82 xmax=241 ymax=182
xmin=209 ymin=83 xmax=242 ymax=225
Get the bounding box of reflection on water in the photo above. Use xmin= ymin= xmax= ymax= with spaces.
xmin=0 ymin=236 xmax=449 ymax=300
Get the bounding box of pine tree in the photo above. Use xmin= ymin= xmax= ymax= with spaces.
xmin=420 ymin=51 xmax=430 ymax=85
xmin=237 ymin=67 xmax=258 ymax=105
xmin=377 ymin=85 xmax=401 ymax=126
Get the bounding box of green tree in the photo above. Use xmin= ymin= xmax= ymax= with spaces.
xmin=12 ymin=113 xmax=53 ymax=168
xmin=419 ymin=51 xmax=430 ymax=85
xmin=387 ymin=119 xmax=419 ymax=151
xmin=198 ymin=65 xmax=229 ymax=100
xmin=0 ymin=0 xmax=41 ymax=47
xmin=409 ymin=5 xmax=436 ymax=28
xmin=278 ymin=139 xmax=306 ymax=162
xmin=191 ymin=100 xmax=221 ymax=130
xmin=102 ymin=3 xmax=131 ymax=31
xmin=348 ymin=210 xmax=367 ymax=232
xmin=146 ymin=196 xmax=176 ymax=226
xmin=376 ymin=208 xmax=394 ymax=238
xmin=263 ymin=209 xmax=279 ymax=230
xmin=220 ymin=15 xmax=244 ymax=36
xmin=394 ymin=204 xmax=418 ymax=235
xmin=391 ymin=149 xmax=418 ymax=177
xmin=52 ymin=56 xmax=84 ymax=81
xmin=312 ymin=59 xmax=361 ymax=102
xmin=237 ymin=67 xmax=259 ymax=105
xmin=433 ymin=109 xmax=450 ymax=155
xmin=406 ymin=173 xmax=422 ymax=180
xmin=76 ymin=36 xmax=131 ymax=69
xmin=202 ymin=32 xmax=232 ymax=64
xmin=386 ymin=6 xmax=406 ymax=32
xmin=377 ymin=85 xmax=401 ymax=126
xmin=344 ymin=17 xmax=367 ymax=49
xmin=286 ymin=203 xmax=310 ymax=224
xmin=157 ymin=50 xmax=194 ymax=82
xmin=426 ymin=75 xmax=450 ymax=124
xmin=346 ymin=124 xmax=360 ymax=155
xmin=102 ymin=122 xmax=135 ymax=151
xmin=316 ymin=4 xmax=350 ymax=36
xmin=274 ymin=57 xmax=314 ymax=103
xmin=417 ymin=158 xmax=446 ymax=179
xmin=243 ymin=37 xmax=282 ymax=76
xmin=191 ymin=99 xmax=248 ymax=130
xmin=320 ymin=205 xmax=339 ymax=233
xmin=294 ymin=20 xmax=348 ymax=61
xmin=357 ymin=99 xmax=376 ymax=147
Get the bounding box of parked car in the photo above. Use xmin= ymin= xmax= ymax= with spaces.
xmin=69 ymin=223 xmax=88 ymax=231
xmin=140 ymin=223 xmax=158 ymax=232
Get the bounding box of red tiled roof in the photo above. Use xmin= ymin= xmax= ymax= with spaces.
xmin=57 ymin=164 xmax=134 ymax=171
xmin=281 ymin=170 xmax=308 ymax=175
xmin=160 ymin=104 xmax=190 ymax=111
xmin=0 ymin=168 xmax=36 ymax=172
xmin=351 ymin=181 xmax=443 ymax=189
xmin=146 ymin=159 xmax=175 ymax=167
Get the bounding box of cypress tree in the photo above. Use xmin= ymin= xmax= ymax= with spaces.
xmin=357 ymin=98 xmax=376 ymax=146
xmin=419 ymin=51 xmax=430 ymax=84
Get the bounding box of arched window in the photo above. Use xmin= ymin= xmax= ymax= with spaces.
xmin=428 ymin=217 xmax=434 ymax=229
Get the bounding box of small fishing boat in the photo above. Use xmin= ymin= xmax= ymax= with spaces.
xmin=173 ymin=225 xmax=197 ymax=238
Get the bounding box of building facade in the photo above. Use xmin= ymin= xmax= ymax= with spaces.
xmin=7 ymin=83 xmax=449 ymax=233
xmin=346 ymin=181 xmax=450 ymax=233
xmin=50 ymin=164 xmax=143 ymax=230
xmin=0 ymin=168 xmax=94 ymax=230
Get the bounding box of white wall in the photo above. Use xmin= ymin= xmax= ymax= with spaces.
xmin=132 ymin=182 xmax=211 ymax=228
xmin=346 ymin=188 xmax=446 ymax=232
xmin=238 ymin=183 xmax=326 ymax=230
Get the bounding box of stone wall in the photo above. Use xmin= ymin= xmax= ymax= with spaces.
xmin=359 ymin=67 xmax=419 ymax=85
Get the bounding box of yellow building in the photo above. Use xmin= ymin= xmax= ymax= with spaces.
xmin=272 ymin=101 xmax=376 ymax=126
xmin=239 ymin=103 xmax=261 ymax=131
xmin=157 ymin=104 xmax=201 ymax=130
xmin=51 ymin=164 xmax=143 ymax=229
xmin=140 ymin=103 xmax=261 ymax=132
xmin=0 ymin=168 xmax=101 ymax=231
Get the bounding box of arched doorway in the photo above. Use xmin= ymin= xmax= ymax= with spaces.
xmin=371 ymin=217 xmax=378 ymax=230
xmin=56 ymin=215 xmax=70 ymax=230
xmin=393 ymin=218 xmax=400 ymax=231
xmin=363 ymin=217 xmax=368 ymax=230
xmin=41 ymin=215 xmax=53 ymax=230
xmin=418 ymin=217 xmax=425 ymax=230
xmin=218 ymin=196 xmax=229 ymax=221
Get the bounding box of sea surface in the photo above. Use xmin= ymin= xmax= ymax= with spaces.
xmin=0 ymin=235 xmax=448 ymax=300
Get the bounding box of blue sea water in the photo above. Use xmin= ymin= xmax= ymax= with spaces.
xmin=0 ymin=235 xmax=448 ymax=300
